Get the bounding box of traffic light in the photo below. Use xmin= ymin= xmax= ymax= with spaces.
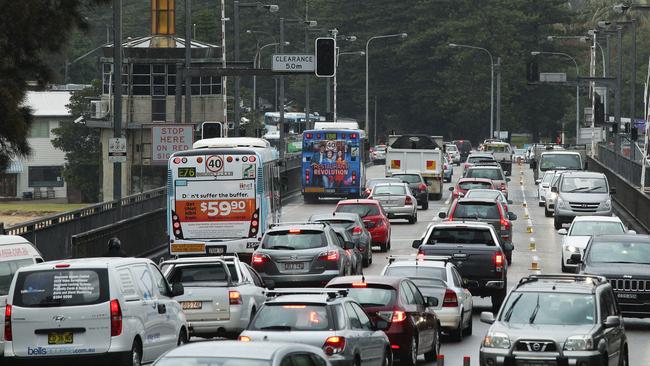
xmin=594 ymin=93 xmax=604 ymax=125
xmin=201 ymin=121 xmax=223 ymax=139
xmin=612 ymin=123 xmax=618 ymax=134
xmin=624 ymin=122 xmax=630 ymax=134
xmin=315 ymin=37 xmax=336 ymax=77
xmin=632 ymin=127 xmax=639 ymax=141
xmin=527 ymin=59 xmax=539 ymax=82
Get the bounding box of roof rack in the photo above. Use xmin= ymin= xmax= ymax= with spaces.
xmin=265 ymin=288 xmax=349 ymax=300
xmin=269 ymin=222 xmax=329 ymax=228
xmin=518 ymin=274 xmax=607 ymax=287
xmin=387 ymin=254 xmax=451 ymax=264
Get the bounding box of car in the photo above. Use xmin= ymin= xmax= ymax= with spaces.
xmin=326 ymin=276 xmax=441 ymax=366
xmin=368 ymin=182 xmax=418 ymax=224
xmin=451 ymin=140 xmax=473 ymax=161
xmin=574 ymin=234 xmax=650 ymax=318
xmin=536 ymin=170 xmax=556 ymax=207
xmin=440 ymin=197 xmax=516 ymax=262
xmin=240 ymin=288 xmax=392 ymax=366
xmin=481 ymin=141 xmax=513 ymax=176
xmin=251 ymin=222 xmax=355 ymax=287
xmin=552 ymin=171 xmax=615 ymax=229
xmin=544 ymin=171 xmax=565 ymax=217
xmin=381 ymin=255 xmax=473 ymax=342
xmin=309 ymin=212 xmax=373 ymax=267
xmin=558 ymin=216 xmax=632 ymax=273
xmin=361 ymin=177 xmax=402 ymax=198
xmin=390 ymin=172 xmax=430 ymax=209
xmin=443 ymin=155 xmax=454 ymax=183
xmin=445 ymin=144 xmax=461 ymax=164
xmin=462 ymin=152 xmax=495 ymax=175
xmin=449 ymin=177 xmax=496 ymax=200
xmin=372 ymin=144 xmax=387 ymax=165
xmin=464 ymin=188 xmax=513 ymax=213
xmin=3 ymin=257 xmax=187 ymax=365
xmin=153 ymin=340 xmax=333 ymax=366
xmin=479 ymin=274 xmax=628 ymax=366
xmin=413 ymin=221 xmax=508 ymax=312
xmin=463 ymin=165 xmax=510 ymax=198
xmin=331 ymin=226 xmax=363 ymax=275
xmin=335 ymin=199 xmax=392 ymax=252
xmin=160 ymin=255 xmax=269 ymax=339
xmin=512 ymin=148 xmax=527 ymax=164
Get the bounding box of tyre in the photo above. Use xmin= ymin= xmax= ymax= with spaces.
xmin=408 ymin=216 xmax=415 ymax=224
xmin=544 ymin=206 xmax=552 ymax=217
xmin=401 ymin=336 xmax=418 ymax=366
xmin=464 ymin=313 xmax=473 ymax=336
xmin=387 ymin=240 xmax=391 ymax=250
xmin=177 ymin=328 xmax=188 ymax=346
xmin=422 ymin=200 xmax=429 ymax=210
xmin=382 ymin=347 xmax=393 ymax=366
xmin=554 ymin=215 xmax=563 ymax=230
xmin=362 ymin=251 xmax=371 ymax=267
xmin=126 ymin=340 xmax=142 ymax=366
xmin=538 ymin=201 xmax=544 ymax=207
xmin=449 ymin=315 xmax=464 ymax=342
xmin=380 ymin=242 xmax=388 ymax=253
xmin=424 ymin=329 xmax=440 ymax=362
xmin=619 ymin=345 xmax=628 ymax=366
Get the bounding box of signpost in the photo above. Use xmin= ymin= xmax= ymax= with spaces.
xmin=272 ymin=54 xmax=315 ymax=72
xmin=108 ymin=137 xmax=127 ymax=163
xmin=152 ymin=124 xmax=194 ymax=163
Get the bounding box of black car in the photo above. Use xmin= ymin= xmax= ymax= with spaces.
xmin=391 ymin=173 xmax=429 ymax=210
xmin=574 ymin=234 xmax=650 ymax=318
xmin=452 ymin=139 xmax=473 ymax=161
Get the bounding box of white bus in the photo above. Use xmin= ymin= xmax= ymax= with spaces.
xmin=167 ymin=137 xmax=281 ymax=260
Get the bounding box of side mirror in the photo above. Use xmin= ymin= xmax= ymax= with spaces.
xmin=542 ymin=183 xmax=549 ymax=188
xmin=438 ymin=212 xmax=447 ymax=219
xmin=458 ymin=192 xmax=465 ymax=198
xmin=411 ymin=239 xmax=422 ymax=249
xmin=507 ymin=200 xmax=513 ymax=205
xmin=535 ymin=179 xmax=542 ymax=185
xmin=480 ymin=311 xmax=495 ymax=324
xmin=507 ymin=212 xmax=517 ymax=221
xmin=568 ymin=253 xmax=582 ymax=264
xmin=343 ymin=241 xmax=355 ymax=250
xmin=610 ymin=187 xmax=616 ymax=195
xmin=448 ymin=186 xmax=455 ymax=192
xmin=627 ymin=230 xmax=637 ymax=234
xmin=264 ymin=279 xmax=276 ymax=290
xmin=557 ymin=228 xmax=568 ymax=235
xmin=425 ymin=296 xmax=439 ymax=307
xmin=171 ymin=282 xmax=185 ymax=297
xmin=551 ymin=186 xmax=558 ymax=193
xmin=374 ymin=319 xmax=390 ymax=331
xmin=506 ymin=177 xmax=511 ymax=182
xmin=604 ymin=315 xmax=621 ymax=328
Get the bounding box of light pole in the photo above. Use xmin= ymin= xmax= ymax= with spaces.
xmin=366 ymin=32 xmax=407 ymax=145
xmin=449 ymin=43 xmax=495 ymax=138
xmin=334 ymin=49 xmax=364 ymax=122
xmin=233 ymin=2 xmax=279 ymax=134
xmin=531 ymin=51 xmax=580 ymax=144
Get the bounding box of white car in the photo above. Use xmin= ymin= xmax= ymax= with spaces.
xmin=4 ymin=258 xmax=187 ymax=366
xmin=160 ymin=255 xmax=269 ymax=339
xmin=558 ymin=216 xmax=634 ymax=273
xmin=381 ymin=255 xmax=473 ymax=341
xmin=446 ymin=144 xmax=461 ymax=164
xmin=544 ymin=171 xmax=564 ymax=217
xmin=536 ymin=170 xmax=556 ymax=207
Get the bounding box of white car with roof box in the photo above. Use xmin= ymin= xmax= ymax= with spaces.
xmin=0 ymin=235 xmax=44 ymax=356
xmin=4 ymin=257 xmax=187 ymax=366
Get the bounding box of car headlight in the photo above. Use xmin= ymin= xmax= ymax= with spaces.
xmin=601 ymin=199 xmax=611 ymax=210
xmin=566 ymin=245 xmax=579 ymax=253
xmin=557 ymin=197 xmax=568 ymax=209
xmin=483 ymin=332 xmax=511 ymax=349
xmin=564 ymin=335 xmax=593 ymax=351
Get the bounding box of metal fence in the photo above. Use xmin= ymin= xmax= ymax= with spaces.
xmin=597 ymin=144 xmax=650 ymax=188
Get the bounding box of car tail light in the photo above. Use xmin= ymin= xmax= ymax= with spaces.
xmin=419 ymin=183 xmax=427 ymax=192
xmin=4 ymin=304 xmax=11 ymax=341
xmin=352 ymin=282 xmax=367 ymax=288
xmin=252 ymin=253 xmax=269 ymax=266
xmin=239 ymin=335 xmax=251 ymax=342
xmin=364 ymin=220 xmax=376 ymax=229
xmin=110 ymin=299 xmax=122 ymax=337
xmin=364 ymin=188 xmax=371 ymax=196
xmin=500 ymin=183 xmax=506 ymax=191
xmin=417 ymin=250 xmax=425 ymax=259
xmin=229 ymin=291 xmax=242 ymax=305
xmin=376 ymin=310 xmax=406 ymax=323
xmin=500 ymin=217 xmax=510 ymax=231
xmin=319 ymin=250 xmax=339 ymax=261
xmin=443 ymin=289 xmax=458 ymax=307
xmin=55 ymin=263 xmax=70 ymax=268
xmin=464 ymin=163 xmax=471 ymax=169
xmin=323 ymin=336 xmax=346 ymax=355
xmin=352 ymin=226 xmax=363 ymax=235
xmin=494 ymin=253 xmax=504 ymax=272
xmin=405 ymin=196 xmax=413 ymax=205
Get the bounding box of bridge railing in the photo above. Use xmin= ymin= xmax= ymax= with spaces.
xmin=596 ymin=144 xmax=650 ymax=188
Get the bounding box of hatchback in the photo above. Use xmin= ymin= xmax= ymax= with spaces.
xmin=361 ymin=177 xmax=402 ymax=198
xmin=464 ymin=165 xmax=510 ymax=198
xmin=368 ymin=183 xmax=418 ymax=224
xmin=335 ymin=199 xmax=392 ymax=252
xmin=449 ymin=178 xmax=496 ymax=200
xmin=391 ymin=172 xmax=429 ymax=209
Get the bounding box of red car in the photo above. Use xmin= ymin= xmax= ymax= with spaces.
xmin=327 ymin=275 xmax=441 ymax=366
xmin=448 ymin=178 xmax=495 ymax=200
xmin=335 ymin=199 xmax=391 ymax=252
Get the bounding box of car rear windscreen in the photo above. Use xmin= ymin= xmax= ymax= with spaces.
xmin=250 ymin=304 xmax=333 ymax=331
xmin=373 ymin=185 xmax=406 ymax=195
xmin=427 ymin=228 xmax=495 ymax=245
xmin=466 ymin=168 xmax=504 ymax=181
xmin=330 ymin=286 xmax=396 ymax=307
xmin=454 ymin=202 xmax=500 ymax=219
xmin=384 ymin=266 xmax=447 ymax=281
xmin=458 ymin=181 xmax=493 ymax=190
xmin=167 ymin=264 xmax=230 ymax=285
xmin=155 ymin=358 xmax=270 ymax=366
xmin=468 ymin=156 xmax=494 ymax=164
xmin=13 ymin=269 xmax=109 ymax=307
xmin=336 ymin=204 xmax=380 ymax=217
xmin=315 ymin=219 xmax=355 ymax=231
xmin=393 ymin=175 xmax=421 ymax=184
xmin=262 ymin=230 xmax=327 ymax=249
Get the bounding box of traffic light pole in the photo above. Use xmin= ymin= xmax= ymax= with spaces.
xmin=279 ymin=18 xmax=286 ymax=159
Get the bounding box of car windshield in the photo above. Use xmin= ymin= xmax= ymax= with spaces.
xmin=458 ymin=181 xmax=493 ymax=190
xmin=384 ymin=266 xmax=447 ymax=281
xmin=426 ymin=228 xmax=495 ymax=245
xmin=328 ymin=286 xmax=396 ymax=307
xmin=0 ymin=258 xmax=34 ymax=296
xmin=250 ymin=304 xmax=333 ymax=331
xmin=465 ymin=190 xmax=504 ymax=203
xmin=336 ymin=204 xmax=380 ymax=217
xmin=393 ymin=174 xmax=421 ymax=184
xmin=588 ymin=241 xmax=650 ymax=264
xmin=500 ymin=292 xmax=595 ymax=325
xmin=484 ymin=145 xmax=510 ymax=153
xmin=155 ymin=358 xmax=270 ymax=366
xmin=466 ymin=168 xmax=503 ymax=181
xmin=569 ymin=221 xmax=625 ymax=236
xmin=373 ymin=185 xmax=406 ymax=195
xmin=540 ymin=154 xmax=582 ymax=171
xmin=262 ymin=230 xmax=326 ymax=249
xmin=453 ymin=202 xmax=500 ymax=219
xmin=560 ymin=177 xmax=608 ymax=193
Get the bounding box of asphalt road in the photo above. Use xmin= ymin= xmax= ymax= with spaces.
xmin=281 ymin=162 xmax=650 ymax=366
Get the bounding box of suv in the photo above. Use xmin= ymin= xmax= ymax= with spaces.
xmin=462 ymin=152 xmax=495 ymax=175
xmin=464 ymin=165 xmax=510 ymax=198
xmin=480 ymin=274 xmax=628 ymax=366
xmin=4 ymin=258 xmax=187 ymax=365
xmin=391 ymin=172 xmax=429 ymax=209
xmin=452 ymin=140 xmax=473 ymax=161
xmin=552 ymin=171 xmax=615 ymax=229
xmin=251 ymin=222 xmax=354 ymax=287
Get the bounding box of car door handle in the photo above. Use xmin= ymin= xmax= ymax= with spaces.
xmin=158 ymin=303 xmax=167 ymax=314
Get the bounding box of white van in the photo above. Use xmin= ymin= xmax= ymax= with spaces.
xmin=3 ymin=257 xmax=187 ymax=365
xmin=0 ymin=235 xmax=43 ymax=356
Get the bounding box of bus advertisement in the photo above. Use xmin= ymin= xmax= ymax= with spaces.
xmin=168 ymin=138 xmax=280 ymax=259
xmin=301 ymin=128 xmax=366 ymax=201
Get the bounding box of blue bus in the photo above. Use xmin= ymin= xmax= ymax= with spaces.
xmin=301 ymin=123 xmax=367 ymax=202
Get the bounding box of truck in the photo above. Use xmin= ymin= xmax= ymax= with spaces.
xmin=481 ymin=141 xmax=513 ymax=175
xmin=530 ymin=145 xmax=587 ymax=182
xmin=385 ymin=134 xmax=444 ymax=200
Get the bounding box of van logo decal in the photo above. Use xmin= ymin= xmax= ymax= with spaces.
xmin=53 ymin=315 xmax=66 ymax=322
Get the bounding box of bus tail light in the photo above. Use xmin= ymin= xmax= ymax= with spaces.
xmin=306 ymin=169 xmax=311 ymax=184
xmin=306 ymin=133 xmax=313 ymax=139
xmin=352 ymin=171 xmax=357 ymax=184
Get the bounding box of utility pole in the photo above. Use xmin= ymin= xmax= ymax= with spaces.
xmin=233 ymin=1 xmax=241 ymax=133
xmin=220 ymin=0 xmax=228 ymax=136
xmin=279 ymin=18 xmax=286 ymax=159
xmin=615 ymin=27 xmax=622 ymax=153
xmin=374 ymin=96 xmax=378 ymax=144
xmin=113 ymin=0 xmax=122 ymax=200
xmin=332 ymin=30 xmax=338 ymax=122
xmin=304 ymin=2 xmax=311 ymax=128
xmin=495 ymin=57 xmax=502 ymax=138
xmin=185 ymin=0 xmax=192 ymax=126
xmin=631 ymin=20 xmax=637 ymax=122
xmin=591 ymin=31 xmax=597 ymax=156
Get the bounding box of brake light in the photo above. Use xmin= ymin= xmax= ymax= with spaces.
xmin=252 ymin=253 xmax=269 ymax=265
xmin=110 ymin=299 xmax=122 ymax=337
xmin=364 ymin=188 xmax=371 ymax=196
xmin=305 ymin=169 xmax=310 ymax=183
xmin=464 ymin=163 xmax=470 ymax=169
xmin=417 ymin=250 xmax=425 ymax=259
xmin=239 ymin=335 xmax=251 ymax=341
xmin=55 ymin=263 xmax=70 ymax=268
xmin=352 ymin=282 xmax=367 ymax=288
xmin=494 ymin=253 xmax=504 ymax=272
xmin=352 ymin=226 xmax=363 ymax=235
xmin=229 ymin=290 xmax=242 ymax=305
xmin=4 ymin=304 xmax=11 ymax=341
xmin=323 ymin=336 xmax=346 ymax=355
xmin=500 ymin=182 xmax=506 ymax=191
xmin=319 ymin=250 xmax=339 ymax=261
xmin=364 ymin=220 xmax=376 ymax=228
xmin=306 ymin=133 xmax=313 ymax=139
xmin=443 ymin=289 xmax=458 ymax=307
xmin=405 ymin=196 xmax=413 ymax=205
xmin=419 ymin=183 xmax=427 ymax=192
xmin=391 ymin=310 xmax=407 ymax=322
xmin=500 ymin=217 xmax=510 ymax=231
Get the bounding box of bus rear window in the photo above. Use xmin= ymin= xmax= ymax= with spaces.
xmin=13 ymin=269 xmax=109 ymax=307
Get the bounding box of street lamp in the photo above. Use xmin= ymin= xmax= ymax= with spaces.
xmin=531 ymin=51 xmax=580 ymax=144
xmin=233 ymin=2 xmax=279 ymax=133
xmin=449 ymin=43 xmax=496 ymax=138
xmin=366 ymin=32 xmax=407 ymax=145
xmin=333 ymin=50 xmax=364 ymax=122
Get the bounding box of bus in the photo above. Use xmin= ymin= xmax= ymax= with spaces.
xmin=301 ymin=123 xmax=367 ymax=202
xmin=167 ymin=137 xmax=281 ymax=260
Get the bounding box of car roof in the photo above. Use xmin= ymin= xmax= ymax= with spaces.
xmin=310 ymin=212 xmax=360 ymax=221
xmin=0 ymin=235 xmax=33 ymax=246
xmin=591 ymin=234 xmax=650 ymax=243
xmin=458 ymin=178 xmax=494 ymax=183
xmin=560 ymin=171 xmax=605 ymax=178
xmin=516 ymin=280 xmax=597 ymax=294
xmin=374 ymin=182 xmax=407 ymax=187
xmin=467 ymin=165 xmax=501 ymax=170
xmin=266 ymin=293 xmax=335 ymax=305
xmin=19 ymin=257 xmax=151 ymax=272
xmin=457 ymin=197 xmax=499 ymax=204
xmin=328 ymin=275 xmax=403 ymax=287
xmin=161 ymin=256 xmax=232 ymax=265
xmin=338 ymin=199 xmax=379 ymax=205
xmin=468 ymin=153 xmax=493 ymax=157
xmin=431 ymin=221 xmax=493 ymax=229
xmin=268 ymin=223 xmax=327 ymax=232
xmin=159 ymin=340 xmax=321 ymax=360
xmin=387 ymin=259 xmax=446 ymax=269
xmin=465 ymin=189 xmax=503 ymax=195
xmin=571 ymin=216 xmax=623 ymax=223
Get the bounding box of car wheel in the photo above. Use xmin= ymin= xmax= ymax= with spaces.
xmin=380 ymin=242 xmax=387 ymax=253
xmin=387 ymin=240 xmax=391 ymax=251
xmin=554 ymin=215 xmax=562 ymax=230
xmin=450 ymin=315 xmax=464 ymax=342
xmin=401 ymin=336 xmax=418 ymax=366
xmin=422 ymin=200 xmax=429 ymax=210
xmin=127 ymin=340 xmax=142 ymax=366
xmin=382 ymin=347 xmax=393 ymax=366
xmin=619 ymin=345 xmax=629 ymax=366
xmin=544 ymin=206 xmax=552 ymax=217
xmin=424 ymin=328 xmax=440 ymax=362
xmin=177 ymin=328 xmax=188 ymax=346
xmin=538 ymin=201 xmax=544 ymax=207
xmin=464 ymin=313 xmax=473 ymax=336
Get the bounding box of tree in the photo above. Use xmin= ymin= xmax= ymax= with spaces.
xmin=52 ymin=81 xmax=102 ymax=203
xmin=0 ymin=0 xmax=107 ymax=170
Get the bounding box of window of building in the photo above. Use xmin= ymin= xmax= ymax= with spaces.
xmin=28 ymin=121 xmax=50 ymax=138
xmin=152 ymin=97 xmax=166 ymax=122
xmin=28 ymin=166 xmax=64 ymax=187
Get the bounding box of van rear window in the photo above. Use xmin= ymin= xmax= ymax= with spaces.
xmin=13 ymin=269 xmax=109 ymax=307
xmin=0 ymin=259 xmax=34 ymax=296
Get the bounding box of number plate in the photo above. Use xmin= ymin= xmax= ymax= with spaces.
xmin=206 ymin=246 xmax=226 ymax=255
xmin=48 ymin=332 xmax=73 ymax=345
xmin=617 ymin=293 xmax=638 ymax=299
xmin=284 ymin=262 xmax=304 ymax=270
xmin=516 ymin=361 xmax=556 ymax=366
xmin=181 ymin=301 xmax=203 ymax=310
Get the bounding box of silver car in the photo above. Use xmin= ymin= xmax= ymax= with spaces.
xmin=153 ymin=340 xmax=332 ymax=366
xmin=553 ymin=171 xmax=614 ymax=230
xmin=369 ymin=182 xmax=418 ymax=224
xmin=240 ymin=289 xmax=392 ymax=366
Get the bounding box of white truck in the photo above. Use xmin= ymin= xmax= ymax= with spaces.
xmin=482 ymin=141 xmax=514 ymax=175
xmin=385 ymin=134 xmax=444 ymax=200
xmin=530 ymin=145 xmax=587 ymax=182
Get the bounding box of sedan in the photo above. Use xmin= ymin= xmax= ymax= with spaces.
xmin=362 ymin=177 xmax=402 ymax=198
xmin=390 ymin=172 xmax=429 ymax=209
xmin=332 ymin=226 xmax=363 ymax=275
xmin=309 ymin=212 xmax=373 ymax=267
xmin=449 ymin=178 xmax=496 ymax=200
xmin=368 ymin=182 xmax=418 ymax=224
xmin=335 ymin=199 xmax=392 ymax=252
xmin=537 ymin=170 xmax=556 ymax=207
